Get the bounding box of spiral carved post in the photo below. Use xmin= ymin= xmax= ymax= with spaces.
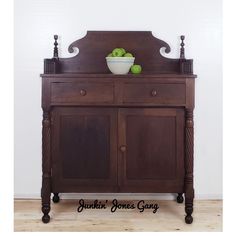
xmin=184 ymin=109 xmax=194 ymax=224
xmin=41 ymin=110 xmax=51 ymax=223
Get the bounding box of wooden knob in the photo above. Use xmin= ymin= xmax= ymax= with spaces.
xmin=151 ymin=89 xmax=157 ymax=97
xmin=80 ymin=89 xmax=87 ymax=96
xmin=120 ymin=145 xmax=127 ymax=153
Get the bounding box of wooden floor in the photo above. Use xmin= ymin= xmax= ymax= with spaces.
xmin=14 ymin=199 xmax=222 ymax=232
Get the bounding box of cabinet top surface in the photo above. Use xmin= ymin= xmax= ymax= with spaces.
xmin=41 ymin=73 xmax=197 ymax=78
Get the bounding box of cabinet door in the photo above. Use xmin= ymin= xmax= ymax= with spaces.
xmin=51 ymin=107 xmax=117 ymax=192
xmin=118 ymin=108 xmax=185 ymax=193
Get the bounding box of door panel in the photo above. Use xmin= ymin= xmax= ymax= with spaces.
xmin=118 ymin=108 xmax=185 ymax=192
xmin=51 ymin=107 xmax=117 ymax=192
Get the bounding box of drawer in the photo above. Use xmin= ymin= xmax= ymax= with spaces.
xmin=123 ymin=83 xmax=186 ymax=104
xmin=51 ymin=82 xmax=114 ymax=104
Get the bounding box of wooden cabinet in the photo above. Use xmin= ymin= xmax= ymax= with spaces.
xmin=41 ymin=31 xmax=196 ymax=224
xmin=51 ymin=107 xmax=185 ymax=193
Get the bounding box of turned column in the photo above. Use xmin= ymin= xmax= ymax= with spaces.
xmin=41 ymin=110 xmax=52 ymax=223
xmin=184 ymin=109 xmax=194 ymax=224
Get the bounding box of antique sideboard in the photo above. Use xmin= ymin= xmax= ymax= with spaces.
xmin=40 ymin=31 xmax=196 ymax=224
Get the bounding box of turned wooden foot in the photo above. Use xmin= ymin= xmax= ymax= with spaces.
xmin=176 ymin=193 xmax=184 ymax=203
xmin=185 ymin=199 xmax=193 ymax=224
xmin=42 ymin=204 xmax=51 ymax=223
xmin=185 ymin=214 xmax=193 ymax=224
xmin=52 ymin=193 xmax=60 ymax=203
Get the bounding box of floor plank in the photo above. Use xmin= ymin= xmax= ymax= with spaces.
xmin=14 ymin=199 xmax=222 ymax=232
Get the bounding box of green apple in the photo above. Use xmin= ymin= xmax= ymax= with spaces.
xmin=107 ymin=53 xmax=113 ymax=57
xmin=124 ymin=52 xmax=133 ymax=57
xmin=112 ymin=48 xmax=123 ymax=57
xmin=131 ymin=64 xmax=142 ymax=74
xmin=120 ymin=48 xmax=126 ymax=55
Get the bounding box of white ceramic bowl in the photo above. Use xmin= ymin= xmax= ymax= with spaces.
xmin=106 ymin=57 xmax=135 ymax=75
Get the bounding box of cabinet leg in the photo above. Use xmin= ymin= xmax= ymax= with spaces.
xmin=185 ymin=198 xmax=193 ymax=224
xmin=176 ymin=193 xmax=184 ymax=203
xmin=42 ymin=203 xmax=51 ymax=223
xmin=41 ymin=176 xmax=51 ymax=223
xmin=52 ymin=193 xmax=60 ymax=203
xmin=41 ymin=111 xmax=52 ymax=223
xmin=184 ymin=109 xmax=194 ymax=224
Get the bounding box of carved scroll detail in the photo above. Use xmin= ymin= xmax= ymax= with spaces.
xmin=58 ymin=31 xmax=182 ymax=74
xmin=184 ymin=109 xmax=194 ymax=224
xmin=41 ymin=110 xmax=51 ymax=223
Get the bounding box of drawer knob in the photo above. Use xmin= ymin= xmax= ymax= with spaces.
xmin=120 ymin=145 xmax=127 ymax=153
xmin=151 ymin=89 xmax=157 ymax=97
xmin=80 ymin=89 xmax=87 ymax=96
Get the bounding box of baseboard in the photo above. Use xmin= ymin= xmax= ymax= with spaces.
xmin=14 ymin=193 xmax=223 ymax=200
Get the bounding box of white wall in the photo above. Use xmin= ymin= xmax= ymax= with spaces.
xmin=14 ymin=0 xmax=222 ymax=199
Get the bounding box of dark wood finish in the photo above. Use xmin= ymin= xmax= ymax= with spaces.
xmin=118 ymin=108 xmax=185 ymax=192
xmin=52 ymin=193 xmax=60 ymax=203
xmin=184 ymin=109 xmax=194 ymax=224
xmin=51 ymin=107 xmax=118 ymax=193
xmin=44 ymin=31 xmax=194 ymax=74
xmin=51 ymin=82 xmax=114 ymax=104
xmin=179 ymin=35 xmax=193 ymax=74
xmin=180 ymin=35 xmax=185 ymax=59
xmin=41 ymin=110 xmax=51 ymax=223
xmin=122 ymin=82 xmax=186 ymax=105
xmin=61 ymin=31 xmax=179 ymax=74
xmin=43 ymin=35 xmax=59 ymax=74
xmin=177 ymin=193 xmax=184 ymax=203
xmin=41 ymin=31 xmax=196 ymax=223
xmin=53 ymin=35 xmax=59 ymax=58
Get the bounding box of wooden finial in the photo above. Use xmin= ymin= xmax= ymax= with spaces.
xmin=53 ymin=35 xmax=58 ymax=58
xmin=180 ymin=35 xmax=185 ymax=59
